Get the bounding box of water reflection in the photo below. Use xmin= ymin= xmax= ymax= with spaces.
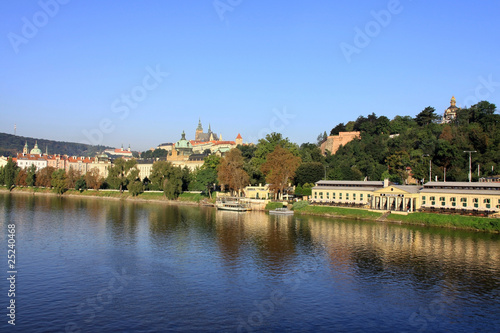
xmin=1 ymin=192 xmax=499 ymax=332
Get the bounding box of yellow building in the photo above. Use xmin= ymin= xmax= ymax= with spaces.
xmin=312 ymin=180 xmax=500 ymax=215
xmin=244 ymin=184 xmax=271 ymax=199
xmin=312 ymin=180 xmax=387 ymax=208
xmin=420 ymin=182 xmax=500 ymax=213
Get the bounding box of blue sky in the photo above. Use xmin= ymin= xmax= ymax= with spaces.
xmin=1 ymin=1 xmax=499 ymax=152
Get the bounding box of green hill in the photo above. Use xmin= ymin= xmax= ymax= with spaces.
xmin=0 ymin=132 xmax=111 ymax=157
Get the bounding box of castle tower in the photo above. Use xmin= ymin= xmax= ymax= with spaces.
xmin=235 ymin=133 xmax=243 ymax=146
xmin=195 ymin=118 xmax=203 ymax=141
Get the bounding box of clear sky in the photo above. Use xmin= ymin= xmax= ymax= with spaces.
xmin=1 ymin=0 xmax=499 ymax=151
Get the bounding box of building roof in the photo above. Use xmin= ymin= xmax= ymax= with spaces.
xmin=315 ymin=180 xmax=385 ymax=187
xmin=424 ymin=181 xmax=500 ymax=190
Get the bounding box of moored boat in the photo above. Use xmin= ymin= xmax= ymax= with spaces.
xmin=269 ymin=207 xmax=294 ymax=215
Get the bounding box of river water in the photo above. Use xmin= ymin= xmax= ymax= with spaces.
xmin=1 ymin=193 xmax=499 ymax=332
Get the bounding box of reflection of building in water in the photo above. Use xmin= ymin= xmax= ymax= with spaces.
xmin=307 ymin=218 xmax=500 ymax=273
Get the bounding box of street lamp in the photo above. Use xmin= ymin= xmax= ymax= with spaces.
xmin=463 ymin=150 xmax=477 ymax=182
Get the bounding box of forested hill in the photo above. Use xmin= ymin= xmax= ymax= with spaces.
xmin=0 ymin=132 xmax=111 ymax=157
xmin=320 ymin=101 xmax=500 ymax=183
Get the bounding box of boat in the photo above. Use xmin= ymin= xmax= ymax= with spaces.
xmin=215 ymin=201 xmax=251 ymax=212
xmin=269 ymin=207 xmax=294 ymax=215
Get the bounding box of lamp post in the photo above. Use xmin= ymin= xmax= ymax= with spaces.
xmin=463 ymin=151 xmax=477 ymax=182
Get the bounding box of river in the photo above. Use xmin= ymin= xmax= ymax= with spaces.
xmin=1 ymin=193 xmax=499 ymax=332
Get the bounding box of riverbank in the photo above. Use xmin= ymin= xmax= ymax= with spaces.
xmin=293 ymin=205 xmax=500 ymax=233
xmin=1 ymin=186 xmax=499 ymax=233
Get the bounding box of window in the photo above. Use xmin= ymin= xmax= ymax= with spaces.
xmin=430 ymin=196 xmax=435 ymax=205
xmin=484 ymin=198 xmax=491 ymax=209
xmin=339 ymin=193 xmax=342 ymax=199
xmin=439 ymin=197 xmax=445 ymax=202
xmin=367 ymin=194 xmax=371 ymax=199
xmin=353 ymin=193 xmax=356 ymax=200
xmin=319 ymin=192 xmax=323 ymax=199
xmin=332 ymin=193 xmax=336 ymax=199
xmin=360 ymin=194 xmax=364 ymax=200
xmin=450 ymin=197 xmax=456 ymax=207
xmin=346 ymin=193 xmax=349 ymax=200
xmin=422 ymin=196 xmax=426 ymax=201
xmin=326 ymin=192 xmax=329 ymax=199
xmin=314 ymin=192 xmax=317 ymax=199
xmin=473 ymin=198 xmax=479 ymax=208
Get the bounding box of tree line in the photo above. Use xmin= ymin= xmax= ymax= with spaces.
xmin=1 ymin=100 xmax=498 ymax=198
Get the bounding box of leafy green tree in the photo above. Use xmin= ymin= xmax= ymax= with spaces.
xmin=106 ymin=158 xmax=138 ymax=192
xmin=191 ymin=168 xmax=218 ymax=198
xmin=415 ymin=106 xmax=440 ymax=126
xmin=26 ymin=165 xmax=37 ymax=186
xmin=163 ymin=168 xmax=183 ymax=200
xmin=253 ymin=133 xmax=299 ymax=168
xmin=295 ymin=162 xmax=324 ymax=185
xmin=3 ymin=158 xmax=18 ymax=189
xmin=75 ymin=176 xmax=87 ymax=192
xmin=330 ymin=123 xmax=346 ymax=136
xmin=202 ymin=154 xmax=222 ymax=170
xmin=51 ymin=169 xmax=67 ymax=194
xmin=128 ymin=180 xmax=144 ymax=196
xmin=150 ymin=161 xmax=175 ymax=190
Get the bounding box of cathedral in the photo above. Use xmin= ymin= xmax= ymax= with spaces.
xmin=195 ymin=119 xmax=220 ymax=142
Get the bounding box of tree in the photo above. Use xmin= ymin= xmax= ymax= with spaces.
xmin=85 ymin=168 xmax=103 ymax=190
xmin=217 ymin=148 xmax=250 ymax=196
xmin=75 ymin=176 xmax=87 ymax=192
xmin=192 ymin=168 xmax=218 ymax=199
xmin=415 ymin=106 xmax=440 ymax=126
xmin=261 ymin=145 xmax=302 ymax=200
xmin=15 ymin=169 xmax=28 ymax=186
xmin=66 ymin=168 xmax=80 ymax=189
xmin=330 ymin=123 xmax=346 ymax=136
xmin=253 ymin=132 xmax=299 ymax=168
xmin=163 ymin=167 xmax=183 ymax=200
xmin=128 ymin=180 xmax=144 ymax=196
xmin=36 ymin=167 xmax=56 ymax=187
xmin=150 ymin=161 xmax=175 ymax=190
xmin=51 ymin=169 xmax=67 ymax=195
xmin=106 ymin=158 xmax=138 ymax=192
xmin=3 ymin=158 xmax=18 ymax=189
xmin=295 ymin=162 xmax=324 ymax=185
xmin=316 ymin=131 xmax=328 ymax=145
xmin=26 ymin=165 xmax=37 ymax=186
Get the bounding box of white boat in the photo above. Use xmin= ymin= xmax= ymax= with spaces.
xmin=215 ymin=201 xmax=251 ymax=212
xmin=269 ymin=207 xmax=294 ymax=215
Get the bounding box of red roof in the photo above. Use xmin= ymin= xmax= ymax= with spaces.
xmin=236 ymin=133 xmax=242 ymax=139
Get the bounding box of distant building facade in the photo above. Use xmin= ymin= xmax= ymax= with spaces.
xmin=320 ymin=131 xmax=361 ymax=155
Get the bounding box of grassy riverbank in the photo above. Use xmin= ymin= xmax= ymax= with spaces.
xmin=293 ymin=205 xmax=384 ymax=220
xmin=387 ymin=212 xmax=500 ymax=232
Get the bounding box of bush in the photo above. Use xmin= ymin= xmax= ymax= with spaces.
xmin=265 ymin=202 xmax=284 ymax=210
xmin=292 ymin=200 xmax=310 ymax=210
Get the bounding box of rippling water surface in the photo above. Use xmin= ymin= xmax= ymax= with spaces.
xmin=1 ymin=193 xmax=499 ymax=332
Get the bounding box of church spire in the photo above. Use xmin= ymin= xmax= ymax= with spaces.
xmin=197 ymin=118 xmax=203 ymax=131
xmin=450 ymin=96 xmax=456 ymax=107
xmin=208 ymin=123 xmax=212 ymax=133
